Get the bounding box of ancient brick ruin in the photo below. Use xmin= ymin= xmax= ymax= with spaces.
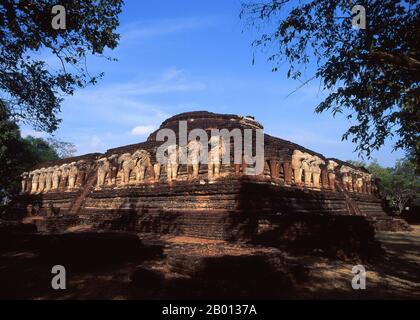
xmin=8 ymin=111 xmax=410 ymax=249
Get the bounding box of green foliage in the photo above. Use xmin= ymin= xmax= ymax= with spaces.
xmin=0 ymin=0 xmax=123 ymax=132
xmin=345 ymin=160 xmax=367 ymax=168
xmin=45 ymin=138 xmax=76 ymax=159
xmin=0 ymin=104 xmax=27 ymax=198
xmin=367 ymin=159 xmax=419 ymax=214
xmin=241 ymin=0 xmax=420 ymax=165
xmin=0 ymin=104 xmax=73 ymax=201
xmin=382 ymin=159 xmax=420 ymax=214
xmin=22 ymin=136 xmax=59 ymax=164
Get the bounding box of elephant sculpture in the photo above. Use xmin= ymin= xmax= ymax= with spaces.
xmin=327 ymin=160 xmax=339 ymax=190
xmin=339 ymin=165 xmax=353 ymax=191
xmin=166 ymin=144 xmax=183 ymax=182
xmin=107 ymin=154 xmax=119 ymax=185
xmin=29 ymin=170 xmax=37 ymax=193
xmin=68 ymin=162 xmax=79 ymax=190
xmin=301 ymin=152 xmax=314 ymax=187
xmin=291 ymin=150 xmax=308 ymax=186
xmin=363 ymin=173 xmax=373 ymax=193
xmin=355 ymin=174 xmax=364 ymax=193
xmin=187 ymin=139 xmax=203 ymax=179
xmin=37 ymin=168 xmax=47 ymax=193
xmin=97 ymin=156 xmax=111 ymax=188
xmin=59 ymin=164 xmax=70 ymax=190
xmin=309 ymin=156 xmax=325 ymax=189
xmin=22 ymin=159 xmax=96 ymax=194
xmin=52 ymin=166 xmax=61 ymax=190
xmin=118 ymin=153 xmax=135 ymax=186
xmin=154 ymin=163 xmax=161 ymax=182
xmin=20 ymin=172 xmax=29 ymax=193
xmin=208 ymin=135 xmax=226 ymax=180
xmin=75 ymin=160 xmax=89 ymax=187
xmin=44 ymin=168 xmax=53 ymax=192
xmin=96 ymin=154 xmax=119 ymax=188
xmin=132 ymin=149 xmax=152 ymax=183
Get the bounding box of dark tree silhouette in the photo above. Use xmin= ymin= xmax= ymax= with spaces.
xmin=0 ymin=0 xmax=123 ymax=132
xmin=241 ymin=0 xmax=419 ymax=164
xmin=0 ymin=103 xmax=61 ymax=200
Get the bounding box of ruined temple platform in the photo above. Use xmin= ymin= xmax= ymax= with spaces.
xmin=6 ymin=111 xmax=410 ymax=253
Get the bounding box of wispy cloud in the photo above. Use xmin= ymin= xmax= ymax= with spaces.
xmin=56 ymin=67 xmax=206 ymax=154
xmin=64 ymin=66 xmax=204 ymax=119
xmin=120 ymin=16 xmax=216 ymax=42
xmin=79 ymin=66 xmax=204 ymax=99
xmin=130 ymin=125 xmax=156 ymax=136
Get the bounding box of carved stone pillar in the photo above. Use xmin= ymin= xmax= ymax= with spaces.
xmin=76 ymin=169 xmax=86 ymax=188
xmin=362 ymin=181 xmax=367 ymax=193
xmin=25 ymin=177 xmax=32 ymax=193
xmin=269 ymin=159 xmax=279 ymax=179
xmin=148 ymin=165 xmax=155 ymax=181
xmin=241 ymin=156 xmax=247 ymax=175
xmin=283 ymin=161 xmax=292 ymax=185
xmin=328 ymin=172 xmax=336 ymax=191
xmin=321 ymin=168 xmax=329 ymax=190
xmin=153 ymin=163 xmax=161 ymax=182
xmin=366 ymin=180 xmax=372 ymax=194
xmin=352 ymin=176 xmax=357 ymax=193
xmin=59 ymin=175 xmax=67 ymax=192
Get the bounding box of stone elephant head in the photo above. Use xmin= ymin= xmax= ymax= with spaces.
xmin=308 ymin=156 xmax=325 ymax=188
xmin=96 ymin=157 xmax=111 ymax=188
xmin=165 ymin=145 xmax=184 ymax=181
xmin=132 ymin=149 xmax=152 ymax=183
xmin=132 ymin=150 xmax=152 ymax=167
xmin=68 ymin=162 xmax=79 ymax=189
xmin=291 ymin=150 xmax=311 ymax=185
xmin=327 ymin=160 xmax=339 ymax=172
xmin=309 ymin=156 xmax=325 ymax=173
xmin=20 ymin=172 xmax=29 ymax=193
xmin=339 ymin=165 xmax=353 ymax=191
xmin=118 ymin=152 xmax=138 ymax=186
xmin=291 ymin=150 xmax=307 ymax=169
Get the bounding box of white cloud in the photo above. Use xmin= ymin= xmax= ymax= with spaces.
xmin=162 ymin=66 xmax=185 ymax=82
xmin=61 ymin=67 xmax=205 ymax=127
xmin=56 ymin=67 xmax=207 ymax=155
xmin=131 ymin=125 xmax=156 ymax=136
xmin=120 ymin=16 xmax=216 ymax=42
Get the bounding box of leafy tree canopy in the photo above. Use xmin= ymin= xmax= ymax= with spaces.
xmin=0 ymin=103 xmax=75 ymax=201
xmin=0 ymin=0 xmax=123 ymax=133
xmin=241 ymin=0 xmax=419 ymax=164
xmin=373 ymin=158 xmax=419 ymax=214
xmin=348 ymin=158 xmax=419 ymax=214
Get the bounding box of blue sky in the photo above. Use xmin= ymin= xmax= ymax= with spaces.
xmin=21 ymin=0 xmax=405 ymax=166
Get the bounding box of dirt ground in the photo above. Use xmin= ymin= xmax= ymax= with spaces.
xmin=294 ymin=225 xmax=420 ymax=299
xmin=0 ymin=225 xmax=419 ymax=300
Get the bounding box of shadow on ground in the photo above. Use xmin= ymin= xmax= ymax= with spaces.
xmin=0 ymin=226 xmax=419 ymax=299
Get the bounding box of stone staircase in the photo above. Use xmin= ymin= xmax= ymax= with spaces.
xmin=68 ymin=165 xmax=97 ymax=214
xmin=335 ymin=183 xmax=362 ymax=216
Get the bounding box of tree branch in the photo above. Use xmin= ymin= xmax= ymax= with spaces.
xmin=364 ymin=51 xmax=420 ymax=74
